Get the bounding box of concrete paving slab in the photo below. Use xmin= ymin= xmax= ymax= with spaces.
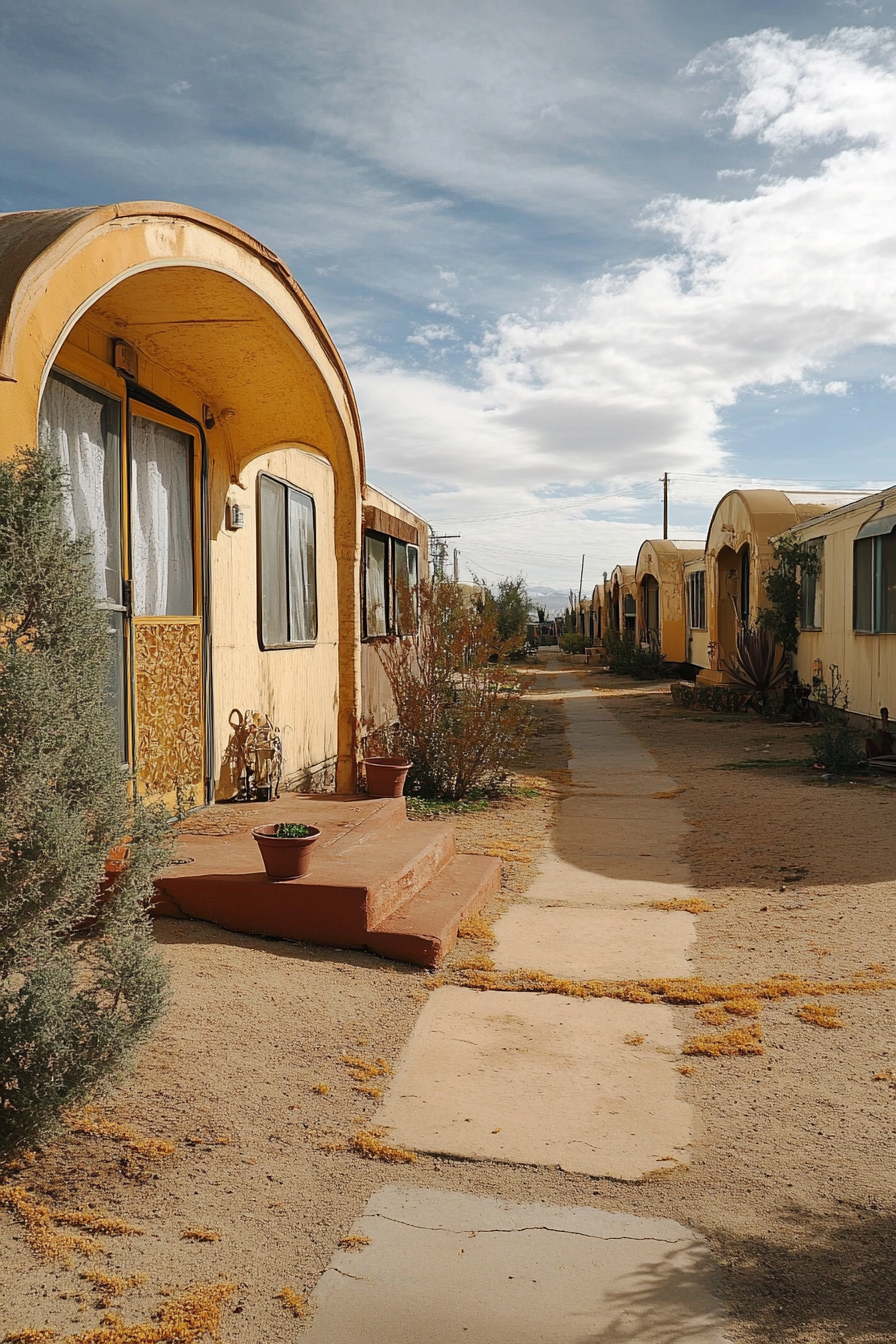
xmin=304 ymin=1185 xmax=730 ymax=1344
xmin=375 ymin=987 xmax=691 ymax=1179
xmin=491 ymin=905 xmax=695 ymax=978
xmin=517 ymin=855 xmax=701 ymax=907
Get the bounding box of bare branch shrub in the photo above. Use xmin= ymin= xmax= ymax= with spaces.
xmin=376 ymin=577 xmax=533 ymax=799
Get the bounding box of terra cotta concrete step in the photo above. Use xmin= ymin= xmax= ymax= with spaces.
xmin=366 ymin=853 xmax=502 ymax=967
xmin=152 ymin=795 xmax=474 ymax=962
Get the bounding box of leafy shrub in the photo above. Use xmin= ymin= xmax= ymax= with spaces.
xmin=757 ymin=535 xmax=822 ymax=654
xmin=0 ymin=447 xmax=170 ymax=1155
xmin=559 ymin=632 xmax=586 ymax=655
xmin=602 ymin=630 xmax=666 ymax=679
xmin=603 ymin=629 xmax=636 ymax=673
xmin=377 ymin=578 xmax=533 ymax=799
xmin=809 ymin=665 xmax=866 ymax=773
xmin=629 ymin=644 xmax=666 ymax=680
xmin=670 ymin=682 xmax=750 ymax=713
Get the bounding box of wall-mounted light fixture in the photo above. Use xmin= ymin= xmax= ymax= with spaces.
xmin=113 ymin=340 xmax=138 ymax=380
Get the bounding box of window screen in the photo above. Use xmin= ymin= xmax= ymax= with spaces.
xmin=258 ymin=475 xmax=317 ymax=647
xmin=854 ymin=537 xmax=874 ymax=632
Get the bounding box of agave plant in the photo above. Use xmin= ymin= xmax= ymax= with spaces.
xmin=720 ymin=627 xmax=788 ymax=713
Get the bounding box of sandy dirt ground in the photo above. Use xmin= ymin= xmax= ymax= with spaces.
xmin=2 ymin=663 xmax=895 ymax=1343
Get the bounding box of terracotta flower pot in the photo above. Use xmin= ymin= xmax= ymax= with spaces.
xmin=252 ymin=824 xmax=321 ymax=881
xmin=364 ymin=757 xmax=412 ymax=799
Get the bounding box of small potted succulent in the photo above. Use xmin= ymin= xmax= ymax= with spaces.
xmin=252 ymin=821 xmax=321 ymax=880
xmin=363 ymin=757 xmax=412 ymax=799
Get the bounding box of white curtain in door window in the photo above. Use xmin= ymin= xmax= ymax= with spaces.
xmin=39 ymin=375 xmax=110 ymax=600
xmin=130 ymin=416 xmax=194 ymax=616
xmin=288 ymin=488 xmax=317 ymax=642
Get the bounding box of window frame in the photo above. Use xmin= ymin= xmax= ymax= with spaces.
xmin=854 ymin=529 xmax=896 ymax=635
xmin=256 ymin=471 xmax=318 ymax=650
xmin=687 ymin=570 xmax=707 ymax=630
xmin=362 ymin=530 xmax=420 ymax=640
xmin=799 ymin=538 xmax=824 ymax=632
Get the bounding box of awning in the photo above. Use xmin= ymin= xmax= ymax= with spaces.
xmin=856 ymin=512 xmax=896 ymax=539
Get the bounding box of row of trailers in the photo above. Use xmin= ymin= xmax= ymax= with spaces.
xmin=569 ymin=485 xmax=896 ymax=724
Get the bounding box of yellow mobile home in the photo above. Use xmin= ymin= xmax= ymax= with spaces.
xmin=698 ymin=489 xmax=859 ymax=684
xmin=634 ymin=539 xmax=703 ymax=661
xmin=780 ymin=486 xmax=896 ymax=722
xmin=0 ymin=201 xmax=420 ymax=803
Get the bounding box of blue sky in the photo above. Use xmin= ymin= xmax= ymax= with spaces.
xmin=3 ymin=0 xmax=896 ymax=596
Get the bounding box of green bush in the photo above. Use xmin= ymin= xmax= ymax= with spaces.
xmin=808 ymin=665 xmax=866 ymax=773
xmin=559 ymin=632 xmax=586 ymax=655
xmin=0 ymin=447 xmax=170 ymax=1155
xmin=670 ymin=682 xmax=750 ymax=713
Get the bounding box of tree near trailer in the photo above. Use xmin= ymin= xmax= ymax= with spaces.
xmin=0 ymin=446 xmax=170 ymax=1155
xmin=376 ymin=577 xmax=533 ymax=800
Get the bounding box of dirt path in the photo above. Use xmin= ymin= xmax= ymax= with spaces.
xmin=2 ymin=660 xmax=895 ymax=1342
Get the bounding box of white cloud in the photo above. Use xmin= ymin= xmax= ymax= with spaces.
xmin=406 ymin=323 xmax=458 ymax=346
xmin=356 ymin=26 xmax=896 ymax=580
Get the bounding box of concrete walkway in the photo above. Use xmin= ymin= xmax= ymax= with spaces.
xmin=307 ymin=660 xmax=728 ymax=1340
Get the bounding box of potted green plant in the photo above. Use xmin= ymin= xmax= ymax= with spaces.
xmin=252 ymin=822 xmax=321 ymax=880
xmin=363 ymin=757 xmax=412 ymax=798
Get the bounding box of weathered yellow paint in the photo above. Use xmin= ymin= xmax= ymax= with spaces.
xmin=782 ymin=488 xmax=896 ymax=723
xmin=634 ymin=540 xmax=703 ymax=662
xmin=610 ymin=564 xmax=637 ymax=632
xmin=0 ymin=202 xmax=369 ymax=793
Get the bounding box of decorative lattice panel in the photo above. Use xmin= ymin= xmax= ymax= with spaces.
xmin=134 ymin=621 xmax=203 ymax=797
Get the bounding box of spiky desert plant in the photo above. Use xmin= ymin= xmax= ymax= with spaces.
xmin=0 ymin=446 xmax=169 ymax=1155
xmin=720 ymin=627 xmax=788 ymax=713
xmin=376 ymin=577 xmax=533 ymax=800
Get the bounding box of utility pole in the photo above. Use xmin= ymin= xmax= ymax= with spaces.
xmin=428 ymin=530 xmax=460 ymax=579
xmin=662 ymin=472 xmax=669 ymax=540
xmin=577 ymin=554 xmax=585 ymax=605
xmin=452 ymin=548 xmax=459 ymax=583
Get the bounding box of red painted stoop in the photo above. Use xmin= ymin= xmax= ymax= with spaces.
xmin=152 ymin=795 xmax=500 ymax=968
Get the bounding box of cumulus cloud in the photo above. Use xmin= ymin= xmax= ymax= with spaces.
xmin=355 ymin=26 xmax=896 ymax=579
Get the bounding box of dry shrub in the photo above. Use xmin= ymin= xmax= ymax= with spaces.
xmin=0 ymin=1185 xmax=142 ymax=1264
xmin=181 ymin=1227 xmax=219 ymax=1242
xmin=353 ymin=1084 xmax=382 ymax=1098
xmin=649 ymin=898 xmax=712 ymax=914
xmin=696 ymin=998 xmax=760 ymax=1025
xmin=350 ymin=1131 xmax=416 ymax=1164
xmin=449 ymin=965 xmax=895 ymax=1007
xmin=67 ymin=1108 xmax=175 ymax=1161
xmin=339 ymin=1234 xmax=371 ymax=1250
xmin=277 ymin=1287 xmax=310 ymax=1319
xmin=452 ymin=955 xmax=495 ymax=972
xmin=341 ymin=1054 xmax=391 ymax=1082
xmin=796 ymin=1002 xmax=843 ymax=1029
xmin=677 ymin=1065 xmax=696 ymax=1076
xmin=376 ymin=577 xmax=533 ymax=799
xmin=684 ymin=1023 xmax=764 ymax=1057
xmin=624 ymin=1033 xmax=645 ymax=1046
xmin=457 ymin=913 xmax=496 ymax=947
xmin=79 ymin=1270 xmax=146 ymax=1308
xmin=5 ymin=1282 xmax=235 ymax=1344
xmin=311 ymin=1083 xmax=330 ymax=1095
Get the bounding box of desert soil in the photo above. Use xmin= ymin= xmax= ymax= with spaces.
xmin=2 ymin=662 xmax=895 ymax=1343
